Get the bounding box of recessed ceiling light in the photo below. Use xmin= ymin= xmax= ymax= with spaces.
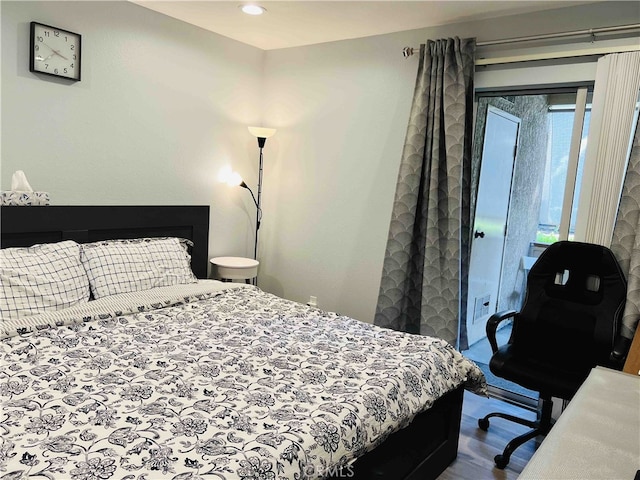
xmin=240 ymin=4 xmax=266 ymax=16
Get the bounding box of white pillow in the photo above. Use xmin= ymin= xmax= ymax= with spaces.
xmin=0 ymin=240 xmax=90 ymax=321
xmin=80 ymin=237 xmax=197 ymax=299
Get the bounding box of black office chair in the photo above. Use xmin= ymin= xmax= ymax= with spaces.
xmin=478 ymin=241 xmax=630 ymax=469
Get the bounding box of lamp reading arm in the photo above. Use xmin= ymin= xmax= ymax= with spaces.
xmin=240 ymin=181 xmax=262 ymax=229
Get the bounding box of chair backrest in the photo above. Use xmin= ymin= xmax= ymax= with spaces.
xmin=512 ymin=241 xmax=627 ymax=374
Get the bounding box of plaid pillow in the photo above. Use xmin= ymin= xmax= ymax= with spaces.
xmin=80 ymin=237 xmax=197 ymax=299
xmin=0 ymin=240 xmax=90 ymax=321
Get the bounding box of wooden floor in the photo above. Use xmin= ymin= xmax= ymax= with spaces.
xmin=438 ymin=391 xmax=541 ymax=480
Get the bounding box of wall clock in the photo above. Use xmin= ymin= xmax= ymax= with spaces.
xmin=29 ymin=22 xmax=81 ymax=81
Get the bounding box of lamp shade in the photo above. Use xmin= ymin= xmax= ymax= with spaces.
xmin=248 ymin=126 xmax=276 ymax=139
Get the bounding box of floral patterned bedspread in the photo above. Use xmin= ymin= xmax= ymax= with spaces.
xmin=0 ymin=283 xmax=486 ymax=480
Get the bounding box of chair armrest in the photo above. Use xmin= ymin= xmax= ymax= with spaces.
xmin=486 ymin=310 xmax=517 ymax=354
xmin=610 ymin=335 xmax=632 ymax=369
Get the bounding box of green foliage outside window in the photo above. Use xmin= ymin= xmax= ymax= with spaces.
xmin=536 ymin=231 xmax=559 ymax=244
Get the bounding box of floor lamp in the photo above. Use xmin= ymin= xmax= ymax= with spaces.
xmin=244 ymin=126 xmax=276 ymax=260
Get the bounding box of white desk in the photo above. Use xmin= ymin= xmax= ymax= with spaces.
xmin=519 ymin=367 xmax=640 ymax=480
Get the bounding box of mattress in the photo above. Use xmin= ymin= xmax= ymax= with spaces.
xmin=0 ymin=281 xmax=485 ymax=479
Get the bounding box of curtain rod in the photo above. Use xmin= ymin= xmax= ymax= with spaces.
xmin=402 ymin=23 xmax=640 ymax=58
xmin=476 ymin=43 xmax=640 ymax=66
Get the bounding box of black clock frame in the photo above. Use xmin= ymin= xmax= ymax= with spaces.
xmin=29 ymin=21 xmax=82 ymax=82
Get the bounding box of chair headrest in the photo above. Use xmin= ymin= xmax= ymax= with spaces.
xmin=528 ymin=240 xmax=626 ymax=304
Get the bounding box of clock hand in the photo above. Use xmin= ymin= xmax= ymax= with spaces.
xmin=41 ymin=42 xmax=69 ymax=61
xmin=52 ymin=49 xmax=69 ymax=61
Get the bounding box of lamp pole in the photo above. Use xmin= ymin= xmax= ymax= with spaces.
xmin=254 ymin=137 xmax=266 ymax=260
xmin=246 ymin=126 xmax=276 ymax=265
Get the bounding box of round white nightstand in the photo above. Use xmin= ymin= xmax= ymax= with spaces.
xmin=210 ymin=256 xmax=259 ymax=284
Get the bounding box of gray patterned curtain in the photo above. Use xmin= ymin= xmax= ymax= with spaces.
xmin=611 ymin=120 xmax=640 ymax=340
xmin=374 ymin=38 xmax=476 ymax=347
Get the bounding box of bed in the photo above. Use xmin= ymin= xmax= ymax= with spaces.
xmin=0 ymin=205 xmax=486 ymax=480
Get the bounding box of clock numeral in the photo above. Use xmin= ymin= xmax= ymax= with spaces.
xmin=70 ymin=45 xmax=75 ymax=51
xmin=72 ymin=54 xmax=76 ymax=60
xmin=70 ymin=64 xmax=74 ymax=69
xmin=64 ymin=68 xmax=68 ymax=73
xmin=44 ymin=31 xmax=50 ymax=37
xmin=54 ymin=68 xmax=59 ymax=74
xmin=54 ymin=31 xmax=60 ymax=37
xmin=37 ymin=36 xmax=43 ymax=42
xmin=35 ymin=45 xmax=40 ymax=51
xmin=45 ymin=64 xmax=49 ymax=69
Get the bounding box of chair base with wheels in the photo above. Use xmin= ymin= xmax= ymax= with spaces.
xmin=478 ymin=395 xmax=553 ymax=469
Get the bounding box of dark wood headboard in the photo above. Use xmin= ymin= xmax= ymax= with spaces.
xmin=0 ymin=206 xmax=210 ymax=279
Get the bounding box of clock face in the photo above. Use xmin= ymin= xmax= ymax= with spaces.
xmin=30 ymin=22 xmax=81 ymax=81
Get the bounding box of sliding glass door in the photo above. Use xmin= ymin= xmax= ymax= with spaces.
xmin=463 ymin=87 xmax=592 ymax=403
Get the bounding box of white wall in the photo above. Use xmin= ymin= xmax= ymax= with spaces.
xmin=1 ymin=1 xmax=265 ymax=262
xmin=260 ymin=2 xmax=640 ymax=322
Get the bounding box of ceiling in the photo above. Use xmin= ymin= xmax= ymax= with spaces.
xmin=130 ymin=1 xmax=592 ymax=51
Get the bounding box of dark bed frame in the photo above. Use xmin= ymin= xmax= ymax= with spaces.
xmin=0 ymin=205 xmax=463 ymax=480
xmin=0 ymin=205 xmax=210 ymax=278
